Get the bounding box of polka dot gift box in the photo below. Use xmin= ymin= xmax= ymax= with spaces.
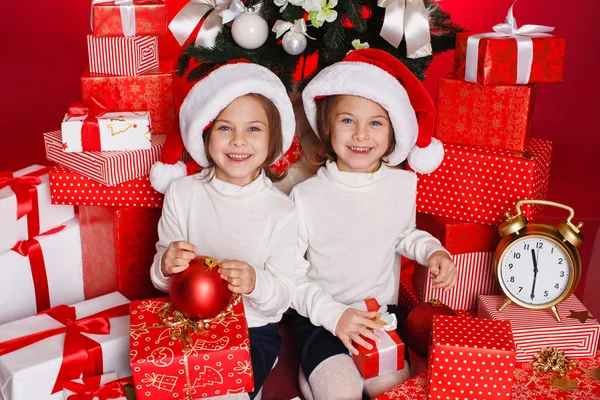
xmin=129 ymin=298 xmax=254 ymax=399
xmin=414 ymin=138 xmax=552 ymax=226
xmin=428 ymin=315 xmax=516 ymax=400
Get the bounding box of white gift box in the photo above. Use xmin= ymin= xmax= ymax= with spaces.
xmin=62 ymin=372 xmax=126 ymax=400
xmin=0 ymin=292 xmax=131 ymax=400
xmin=61 ymin=111 xmax=152 ymax=153
xmin=0 ymin=219 xmax=84 ymax=325
xmin=0 ymin=165 xmax=74 ymax=254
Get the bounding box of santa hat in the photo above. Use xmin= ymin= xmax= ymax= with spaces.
xmin=150 ymin=60 xmax=296 ymax=193
xmin=302 ymin=48 xmax=444 ymax=174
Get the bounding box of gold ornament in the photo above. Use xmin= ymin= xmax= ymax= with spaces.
xmin=582 ymin=367 xmax=600 ymax=382
xmin=567 ymin=310 xmax=596 ymax=323
xmin=532 ymin=347 xmax=578 ymax=378
xmin=550 ymin=376 xmax=578 ymax=392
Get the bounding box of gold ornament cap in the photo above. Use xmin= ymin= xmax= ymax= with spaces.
xmin=498 ymin=213 xmax=528 ymax=237
xmin=557 ymin=221 xmax=584 ymax=248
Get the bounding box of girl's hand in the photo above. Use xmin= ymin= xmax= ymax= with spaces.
xmin=219 ymin=260 xmax=257 ymax=294
xmin=161 ymin=241 xmax=197 ymax=276
xmin=334 ymin=308 xmax=385 ymax=355
xmin=428 ymin=250 xmax=457 ymax=290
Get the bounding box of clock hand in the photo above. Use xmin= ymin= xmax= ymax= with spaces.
xmin=530 ymin=248 xmax=538 ymax=300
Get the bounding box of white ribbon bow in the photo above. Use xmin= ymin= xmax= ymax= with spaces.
xmin=221 ymin=0 xmax=263 ymax=24
xmin=377 ymin=0 xmax=431 ymax=58
xmin=168 ymin=0 xmax=235 ymax=48
xmin=465 ymin=1 xmax=554 ymax=84
xmin=272 ymin=19 xmax=315 ymax=40
xmin=91 ymin=0 xmax=136 ymax=37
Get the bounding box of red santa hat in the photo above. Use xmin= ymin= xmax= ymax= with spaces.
xmin=302 ymin=48 xmax=444 ymax=174
xmin=150 ymin=59 xmax=297 ymax=193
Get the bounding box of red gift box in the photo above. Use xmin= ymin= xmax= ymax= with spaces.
xmin=44 ymin=130 xmax=165 ymax=186
xmin=478 ymin=295 xmax=600 ymax=362
xmin=87 ymin=35 xmax=159 ymax=76
xmin=49 ymin=165 xmax=163 ymax=208
xmin=92 ymin=0 xmax=167 ymax=37
xmin=416 ymin=213 xmax=500 ymax=254
xmin=351 ymin=299 xmax=405 ymax=379
xmin=81 ymin=62 xmax=176 ymax=134
xmin=413 ymin=252 xmax=501 ymax=311
xmin=434 ymin=76 xmax=537 ymax=152
xmin=130 ymin=298 xmax=254 ymax=399
xmin=453 ymin=32 xmax=566 ymax=86
xmin=373 ymin=372 xmax=429 ymax=400
xmin=415 ymin=138 xmax=552 ymax=226
xmin=80 ymin=206 xmax=163 ymax=301
xmin=429 ymin=315 xmax=516 ymax=399
xmin=398 ymin=258 xmax=421 ymax=319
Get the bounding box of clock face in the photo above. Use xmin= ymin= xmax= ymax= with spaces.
xmin=500 ymin=236 xmax=571 ymax=306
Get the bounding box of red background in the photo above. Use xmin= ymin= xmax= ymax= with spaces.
xmin=1 ymin=1 xmax=598 ymax=315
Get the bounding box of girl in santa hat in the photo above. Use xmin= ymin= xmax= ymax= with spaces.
xmin=290 ymin=48 xmax=458 ymax=399
xmin=148 ymin=60 xmax=298 ymax=400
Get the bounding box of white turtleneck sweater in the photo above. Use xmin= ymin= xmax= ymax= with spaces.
xmin=290 ymin=162 xmax=447 ymax=334
xmin=150 ymin=170 xmax=297 ymax=328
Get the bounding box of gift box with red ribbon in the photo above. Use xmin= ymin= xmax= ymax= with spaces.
xmin=428 ymin=315 xmax=516 ymax=399
xmin=414 ymin=138 xmax=552 ymax=226
xmin=130 ymin=298 xmax=254 ymax=399
xmin=87 ymin=35 xmax=159 ymax=77
xmin=92 ymin=0 xmax=167 ymax=37
xmin=0 ymin=164 xmax=74 ymax=254
xmin=49 ymin=165 xmax=163 ymax=208
xmin=80 ymin=205 xmax=163 ymax=301
xmin=478 ymin=295 xmax=600 ymax=362
xmin=44 ymin=130 xmax=165 ymax=186
xmin=0 ymin=292 xmax=131 ymax=399
xmin=81 ymin=62 xmax=175 ymax=134
xmin=62 ymin=372 xmax=131 ymax=400
xmin=413 ymin=251 xmax=501 ymax=311
xmin=351 ymin=298 xmax=405 ymax=379
xmin=434 ymin=76 xmax=537 ymax=153
xmin=0 ymin=219 xmax=84 ymax=325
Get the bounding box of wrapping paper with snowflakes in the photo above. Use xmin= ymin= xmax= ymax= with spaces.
xmin=478 ymin=295 xmax=600 ymax=362
xmin=414 ymin=138 xmax=552 ymax=226
xmin=428 ymin=315 xmax=516 ymax=399
xmin=92 ymin=0 xmax=167 ymax=37
xmin=373 ymin=372 xmax=429 ymax=399
xmin=130 ymin=298 xmax=254 ymax=399
xmin=434 ymin=76 xmax=536 ymax=153
xmin=61 ymin=111 xmax=151 ymax=153
xmin=453 ymin=32 xmax=566 ymax=86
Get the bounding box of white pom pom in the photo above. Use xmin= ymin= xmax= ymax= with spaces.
xmin=150 ymin=161 xmax=187 ymax=193
xmin=407 ymin=138 xmax=445 ymax=174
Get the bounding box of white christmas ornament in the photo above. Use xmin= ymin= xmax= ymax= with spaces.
xmin=231 ymin=12 xmax=269 ymax=50
xmin=282 ymin=31 xmax=307 ymax=55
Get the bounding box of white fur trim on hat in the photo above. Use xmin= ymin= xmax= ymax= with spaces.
xmin=407 ymin=137 xmax=444 ymax=174
xmin=302 ymin=61 xmax=418 ymax=167
xmin=150 ymin=161 xmax=187 ymax=193
xmin=180 ymin=63 xmax=296 ymax=168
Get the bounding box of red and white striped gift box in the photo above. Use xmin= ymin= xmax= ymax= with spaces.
xmin=44 ymin=130 xmax=165 ymax=186
xmin=478 ymin=295 xmax=600 ymax=362
xmin=413 ymin=252 xmax=501 ymax=310
xmin=87 ymin=35 xmax=159 ymax=76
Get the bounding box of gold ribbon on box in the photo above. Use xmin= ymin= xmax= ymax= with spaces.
xmin=377 ymin=0 xmax=432 ymax=58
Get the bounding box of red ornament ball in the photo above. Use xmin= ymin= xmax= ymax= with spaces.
xmin=404 ymin=299 xmax=457 ymax=359
xmin=169 ymin=256 xmax=232 ymax=320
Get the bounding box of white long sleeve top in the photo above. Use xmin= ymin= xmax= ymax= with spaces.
xmin=290 ymin=161 xmax=447 ymax=334
xmin=150 ymin=170 xmax=297 ymax=328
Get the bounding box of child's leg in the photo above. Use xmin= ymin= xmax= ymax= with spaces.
xmin=248 ymin=323 xmax=282 ymax=400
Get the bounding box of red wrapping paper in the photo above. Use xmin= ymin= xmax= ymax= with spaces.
xmin=92 ymin=0 xmax=167 ymax=37
xmin=49 ymin=165 xmax=163 ymax=208
xmin=373 ymin=372 xmax=429 ymax=399
xmin=130 ymin=298 xmax=254 ymax=399
xmin=87 ymin=35 xmax=159 ymax=77
xmin=416 ymin=213 xmax=500 ymax=254
xmin=414 ymin=138 xmax=552 ymax=226
xmin=80 ymin=206 xmax=163 ymax=301
xmin=398 ymin=258 xmax=420 ymax=319
xmin=428 ymin=315 xmax=516 ymax=399
xmin=81 ymin=62 xmax=176 ymax=134
xmin=434 ymin=76 xmax=537 ymax=152
xmin=478 ymin=295 xmax=600 ymax=362
xmin=453 ymin=32 xmax=566 ymax=86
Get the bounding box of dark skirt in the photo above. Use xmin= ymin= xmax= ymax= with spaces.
xmin=248 ymin=322 xmax=282 ymax=399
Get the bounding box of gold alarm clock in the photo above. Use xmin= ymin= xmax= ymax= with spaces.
xmin=495 ymin=200 xmax=584 ymax=322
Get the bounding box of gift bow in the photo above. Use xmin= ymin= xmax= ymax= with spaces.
xmin=221 ymin=0 xmax=262 ymax=24
xmin=377 ymin=0 xmax=431 ymax=58
xmin=169 ymin=0 xmax=234 ymax=48
xmin=0 ymin=303 xmax=129 ymax=394
xmin=465 ymin=1 xmax=555 ymax=84
xmin=272 ymin=19 xmax=315 ymax=40
xmin=91 ymin=0 xmax=137 ymax=37
xmin=67 ymin=94 xmax=120 ymax=152
xmin=64 ymin=376 xmax=132 ymax=400
xmin=372 ymin=311 xmax=398 ymax=332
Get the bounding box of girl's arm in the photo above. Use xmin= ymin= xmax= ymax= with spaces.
xmin=395 ymin=206 xmax=450 ymax=264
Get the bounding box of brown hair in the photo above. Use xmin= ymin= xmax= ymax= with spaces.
xmin=202 ymin=93 xmax=287 ymax=182
xmin=314 ymin=95 xmax=396 ymax=168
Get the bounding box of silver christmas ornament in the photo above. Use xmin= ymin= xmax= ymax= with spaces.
xmin=231 ymin=12 xmax=269 ymax=50
xmin=282 ymin=31 xmax=307 ymax=55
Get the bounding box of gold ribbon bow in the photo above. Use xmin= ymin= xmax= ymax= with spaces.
xmin=532 ymin=347 xmax=578 ymax=378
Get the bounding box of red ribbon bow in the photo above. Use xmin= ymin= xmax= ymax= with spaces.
xmin=0 ymin=302 xmax=130 ymax=394
xmin=67 ymin=93 xmax=121 ymax=152
xmin=63 ymin=376 xmax=132 ymax=400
